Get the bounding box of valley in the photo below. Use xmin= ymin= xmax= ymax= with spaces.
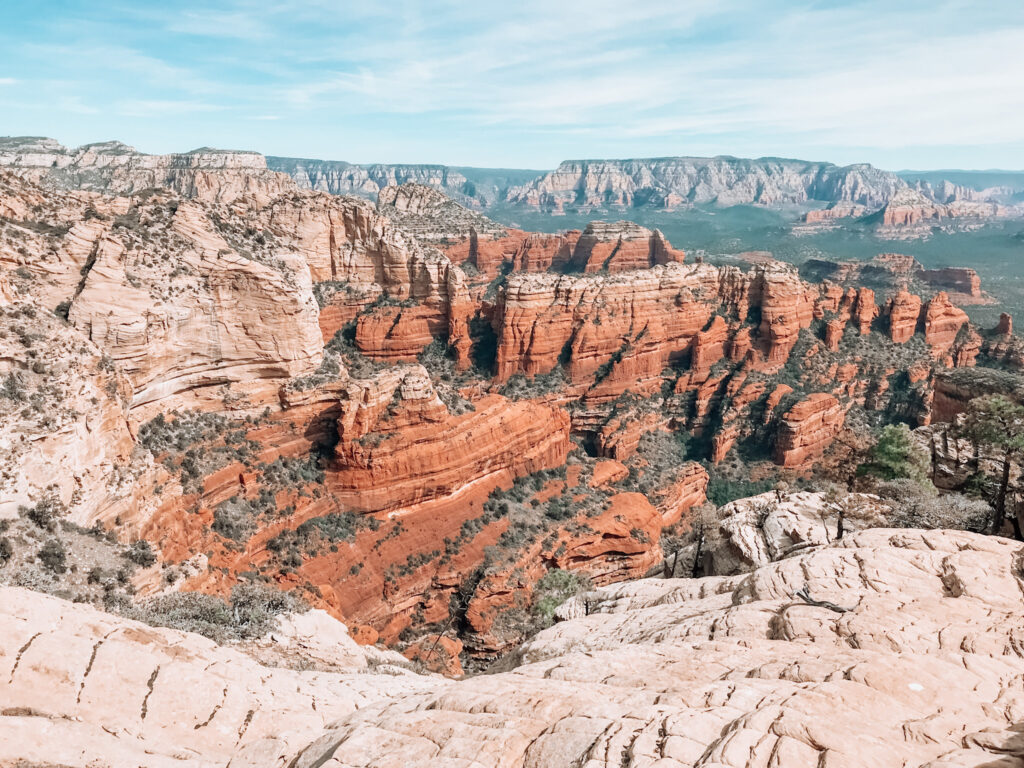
xmin=2 ymin=136 xmax=1024 ymax=766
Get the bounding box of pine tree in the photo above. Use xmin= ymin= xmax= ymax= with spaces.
xmin=958 ymin=394 xmax=1024 ymax=536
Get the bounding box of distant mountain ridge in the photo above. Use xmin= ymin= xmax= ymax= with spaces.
xmin=503 ymin=156 xmax=909 ymax=212
xmin=1 ymin=137 xmax=1018 ymax=224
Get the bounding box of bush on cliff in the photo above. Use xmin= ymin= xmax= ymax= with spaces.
xmin=857 ymin=423 xmax=930 ymax=484
xmin=116 ymin=583 xmax=308 ymax=643
xmin=875 ymin=479 xmax=991 ymax=533
xmin=532 ymin=569 xmax=592 ymax=627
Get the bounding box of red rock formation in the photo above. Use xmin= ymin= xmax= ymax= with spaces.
xmin=594 ymin=412 xmax=666 ymax=460
xmin=444 ymin=229 xmax=530 ymax=277
xmin=853 ymin=287 xmax=878 ymax=334
xmin=355 ymin=304 xmax=445 ymax=361
xmin=709 ymin=380 xmax=767 ymax=463
xmin=995 ymin=313 xmax=1013 ymax=336
xmin=689 ymin=316 xmax=730 ymax=379
xmin=569 ymin=221 xmax=684 ymax=273
xmin=510 ymin=231 xmax=579 ymax=273
xmin=887 ymin=290 xmax=923 ymax=343
xmin=824 ymin=319 xmax=844 ymax=351
xmin=318 ymin=283 xmax=382 ymax=341
xmin=918 ymin=267 xmax=982 ymax=298
xmin=591 ymin=460 xmax=628 ymax=487
xmin=651 ymin=463 xmax=709 ymax=524
xmin=924 ymin=292 xmax=970 ymax=363
xmin=801 ymin=203 xmax=868 ymax=224
xmin=463 ymin=492 xmax=665 ymax=654
xmin=773 ymin=393 xmax=846 ymax=467
xmin=403 ymin=634 xmax=464 ymax=676
xmin=327 ymin=370 xmax=571 ymax=514
xmin=755 ymin=267 xmax=816 ymax=365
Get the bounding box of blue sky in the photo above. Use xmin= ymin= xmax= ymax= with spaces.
xmin=1 ymin=0 xmax=1023 ymax=169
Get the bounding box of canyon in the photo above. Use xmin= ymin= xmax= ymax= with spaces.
xmin=2 ymin=138 xmax=1024 ymax=768
xmin=1 ymin=154 xmax=1014 ymax=659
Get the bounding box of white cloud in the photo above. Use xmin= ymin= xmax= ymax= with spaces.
xmin=115 ymin=99 xmax=225 ymax=117
xmin=0 ymin=78 xmax=15 ymax=85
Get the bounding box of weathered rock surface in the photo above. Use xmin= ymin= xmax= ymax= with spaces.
xmin=924 ymin=291 xmax=971 ymax=363
xmin=773 ymin=393 xmax=846 ymax=467
xmin=700 ymin=490 xmax=890 ymax=575
xmin=0 ymin=586 xmax=433 ymax=768
xmin=7 ymin=493 xmax=1024 ymax=768
xmin=0 ymin=296 xmax=136 ymax=522
xmin=887 ymin=289 xmax=923 ymax=343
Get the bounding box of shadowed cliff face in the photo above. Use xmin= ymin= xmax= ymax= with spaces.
xmin=0 ymin=167 xmax=1013 ymax=657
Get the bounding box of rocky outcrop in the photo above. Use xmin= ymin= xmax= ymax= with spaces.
xmin=268 ymin=155 xmax=479 ymax=205
xmin=492 ymin=261 xmax=812 ymax=386
xmin=701 ymin=490 xmax=890 ymax=575
xmin=799 ymin=201 xmax=868 ymax=224
xmin=878 ymin=188 xmax=949 ymax=227
xmin=0 ymin=586 xmax=432 ymax=768
xmin=918 ymin=266 xmax=983 ymax=297
xmin=568 ymin=220 xmax=685 ymax=272
xmin=0 ymin=137 xmax=295 ymax=204
xmin=0 ymin=296 xmax=136 ymax=523
xmin=773 ymin=393 xmax=846 ymax=467
xmin=376 ymin=183 xmax=506 ymax=246
xmin=12 ymin=524 xmax=1024 ymax=767
xmin=326 ymin=367 xmax=572 ymax=514
xmin=71 ymin=200 xmax=324 ymax=416
xmin=852 ymin=286 xmax=878 ymax=334
xmin=924 ymin=291 xmax=971 ymax=362
xmin=887 ymin=289 xmax=922 ymax=343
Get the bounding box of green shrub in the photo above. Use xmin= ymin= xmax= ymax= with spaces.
xmin=37 ymin=538 xmax=67 ymax=573
xmin=532 ymin=569 xmax=591 ymax=626
xmin=120 ymin=583 xmax=307 ymax=643
xmin=21 ymin=496 xmax=67 ymax=531
xmin=127 ymin=540 xmax=157 ymax=568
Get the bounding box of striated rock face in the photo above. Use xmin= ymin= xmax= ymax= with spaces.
xmin=773 ymin=393 xmax=846 ymax=467
xmin=568 ymin=220 xmax=685 ymax=272
xmin=12 ymin=525 xmax=1021 ymax=767
xmin=268 ymin=155 xmax=477 ymax=205
xmin=492 ymin=261 xmax=814 ymax=385
xmin=326 ymin=367 xmax=572 ymax=514
xmin=0 ymin=137 xmax=295 ymax=204
xmin=924 ymin=291 xmax=970 ymax=362
xmin=0 ymin=297 xmax=136 ymax=522
xmin=702 ymin=490 xmax=890 ymax=575
xmin=919 ymin=266 xmax=982 ymax=297
xmin=800 ymin=201 xmax=869 ymax=224
xmin=72 ymin=200 xmax=324 ymax=416
xmin=376 ymin=182 xmax=506 ymax=246
xmin=887 ymin=289 xmax=923 ymax=343
xmin=852 ymin=286 xmax=878 ymax=334
xmin=507 ymin=156 xmax=909 ymax=211
xmin=879 ymin=188 xmax=949 ymax=227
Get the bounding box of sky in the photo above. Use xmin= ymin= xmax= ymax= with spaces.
xmin=1 ymin=0 xmax=1023 ymax=170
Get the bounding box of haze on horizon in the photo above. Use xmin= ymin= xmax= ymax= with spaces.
xmin=1 ymin=0 xmax=1022 ymax=171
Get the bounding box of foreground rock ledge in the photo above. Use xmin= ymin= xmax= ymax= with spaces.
xmin=5 ymin=527 xmax=1024 ymax=767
